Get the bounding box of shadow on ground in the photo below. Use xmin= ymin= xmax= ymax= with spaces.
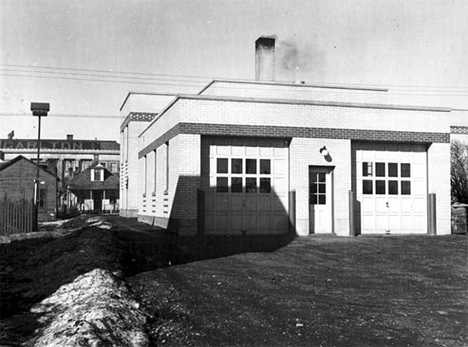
xmin=107 ymin=216 xmax=296 ymax=277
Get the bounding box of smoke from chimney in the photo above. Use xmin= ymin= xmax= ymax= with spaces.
xmin=255 ymin=37 xmax=276 ymax=81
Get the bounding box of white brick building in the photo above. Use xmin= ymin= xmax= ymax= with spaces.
xmin=120 ymin=37 xmax=451 ymax=237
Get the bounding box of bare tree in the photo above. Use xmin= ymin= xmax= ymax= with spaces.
xmin=451 ymin=140 xmax=468 ymax=204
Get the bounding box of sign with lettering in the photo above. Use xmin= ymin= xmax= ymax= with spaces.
xmin=0 ymin=140 xmax=101 ymax=150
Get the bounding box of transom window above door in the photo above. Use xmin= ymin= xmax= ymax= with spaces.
xmin=362 ymin=162 xmax=411 ymax=195
xmin=215 ymin=158 xmax=271 ymax=193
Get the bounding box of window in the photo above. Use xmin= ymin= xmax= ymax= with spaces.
xmin=143 ymin=155 xmax=147 ymax=196
xmin=92 ymin=169 xmax=104 ymax=181
xmin=361 ymin=162 xmax=411 ymax=196
xmin=310 ymin=172 xmax=326 ymax=205
xmin=153 ymin=150 xmax=157 ymax=195
xmin=363 ymin=180 xmax=373 ymax=194
xmin=110 ymin=162 xmax=117 ymax=173
xmin=214 ymin=158 xmax=272 ymax=194
xmin=363 ymin=162 xmax=373 ymax=177
xmin=164 ymin=142 xmax=169 ymax=193
xmin=38 ymin=187 xmax=46 ymax=209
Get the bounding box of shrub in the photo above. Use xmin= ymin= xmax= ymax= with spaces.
xmin=451 ymin=140 xmax=468 ymax=204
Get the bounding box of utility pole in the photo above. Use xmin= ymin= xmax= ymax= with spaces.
xmin=31 ymin=102 xmax=49 ymax=231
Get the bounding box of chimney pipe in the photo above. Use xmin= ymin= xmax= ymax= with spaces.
xmin=255 ymin=37 xmax=275 ymax=81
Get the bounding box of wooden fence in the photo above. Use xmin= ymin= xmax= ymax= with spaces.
xmin=0 ymin=198 xmax=34 ymax=235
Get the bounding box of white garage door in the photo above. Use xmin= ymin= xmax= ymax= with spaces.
xmin=355 ymin=143 xmax=427 ymax=234
xmin=203 ymin=138 xmax=289 ymax=234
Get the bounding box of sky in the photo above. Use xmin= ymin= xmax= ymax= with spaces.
xmin=1 ymin=0 xmax=467 ymax=142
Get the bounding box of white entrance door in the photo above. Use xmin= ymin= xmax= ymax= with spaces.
xmin=355 ymin=143 xmax=427 ymax=234
xmin=309 ymin=166 xmax=333 ymax=234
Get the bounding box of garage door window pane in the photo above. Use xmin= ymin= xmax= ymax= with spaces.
xmin=363 ymin=180 xmax=373 ymax=194
xmin=376 ymin=163 xmax=385 ymax=177
xmin=388 ymin=163 xmax=398 ymax=177
xmin=231 ymin=159 xmax=242 ymax=174
xmin=231 ymin=177 xmax=243 ymax=192
xmin=246 ymin=178 xmax=257 ymax=193
xmin=217 ymin=158 xmax=228 ymax=173
xmin=376 ymin=180 xmax=386 ymax=194
xmin=260 ymin=159 xmax=271 ymax=174
xmin=401 ymin=163 xmax=411 ymax=178
xmin=246 ymin=159 xmax=257 ymax=174
xmin=363 ymin=162 xmax=373 ymax=177
xmin=388 ymin=180 xmax=398 ymax=195
xmin=216 ymin=177 xmax=228 ymax=192
xmin=260 ymin=178 xmax=271 ymax=193
xmin=401 ymin=181 xmax=411 ymax=195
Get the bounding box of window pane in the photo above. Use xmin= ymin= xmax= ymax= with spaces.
xmin=401 ymin=163 xmax=411 ymax=178
xmin=362 ymin=162 xmax=373 ymax=177
xmin=311 ymin=183 xmax=318 ymax=194
xmin=376 ymin=180 xmax=386 ymax=194
xmin=216 ymin=177 xmax=228 ymax=192
xmin=246 ymin=159 xmax=256 ymax=174
xmin=231 ymin=159 xmax=242 ymax=174
xmin=246 ymin=178 xmax=257 ymax=193
xmin=231 ymin=177 xmax=242 ymax=192
xmin=311 ymin=195 xmax=318 ymax=205
xmin=388 ymin=180 xmax=398 ymax=195
xmin=217 ymin=158 xmax=228 ymax=174
xmin=318 ymin=195 xmax=326 ymax=205
xmin=401 ymin=181 xmax=411 ymax=195
xmin=318 ymin=173 xmax=326 ymax=183
xmin=376 ymin=163 xmax=385 ymax=177
xmin=363 ymin=180 xmax=373 ymax=194
xmin=260 ymin=159 xmax=271 ymax=174
xmin=388 ymin=163 xmax=398 ymax=177
xmin=260 ymin=178 xmax=271 ymax=193
xmin=318 ymin=183 xmax=326 ymax=193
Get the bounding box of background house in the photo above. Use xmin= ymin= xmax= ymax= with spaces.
xmin=67 ymin=162 xmax=119 ymax=213
xmin=0 ymin=134 xmax=120 ymax=210
xmin=0 ymin=155 xmax=58 ymax=221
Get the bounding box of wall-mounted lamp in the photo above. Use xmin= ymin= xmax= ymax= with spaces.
xmin=319 ymin=145 xmax=329 ymax=157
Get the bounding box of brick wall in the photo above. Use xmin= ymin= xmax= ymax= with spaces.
xmin=138 ymin=134 xmax=201 ymax=235
xmin=427 ymin=143 xmax=451 ymax=235
xmin=290 ymin=138 xmax=351 ymax=236
xmin=201 ymin=81 xmax=389 ymax=105
xmin=178 ymin=98 xmax=450 ymax=135
xmin=120 ymin=121 xmax=151 ymax=217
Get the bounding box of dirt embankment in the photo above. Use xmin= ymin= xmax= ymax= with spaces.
xmin=0 ymin=216 xmax=157 ymax=346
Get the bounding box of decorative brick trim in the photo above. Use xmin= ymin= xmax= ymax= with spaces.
xmin=139 ymin=122 xmax=449 ymax=158
xmin=120 ymin=112 xmax=158 ymax=131
xmin=451 ymin=126 xmax=468 ymax=135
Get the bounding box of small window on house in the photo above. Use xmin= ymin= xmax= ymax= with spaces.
xmin=110 ymin=162 xmax=117 ymax=173
xmin=164 ymin=142 xmax=169 ymax=193
xmin=93 ymin=169 xmax=104 ymax=181
xmin=38 ymin=187 xmax=47 ymax=209
xmin=153 ymin=150 xmax=157 ymax=195
xmin=144 ymin=155 xmax=147 ymax=196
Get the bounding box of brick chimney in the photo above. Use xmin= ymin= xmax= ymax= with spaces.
xmin=255 ymin=37 xmax=275 ymax=81
xmin=67 ymin=134 xmax=73 ymax=141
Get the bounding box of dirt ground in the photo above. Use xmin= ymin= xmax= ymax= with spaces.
xmin=1 ymin=216 xmax=467 ymax=347
xmin=129 ymin=234 xmax=468 ymax=347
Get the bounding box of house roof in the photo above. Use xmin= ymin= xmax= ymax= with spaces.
xmin=67 ymin=162 xmax=119 ymax=191
xmin=0 ymin=155 xmax=58 ymax=179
